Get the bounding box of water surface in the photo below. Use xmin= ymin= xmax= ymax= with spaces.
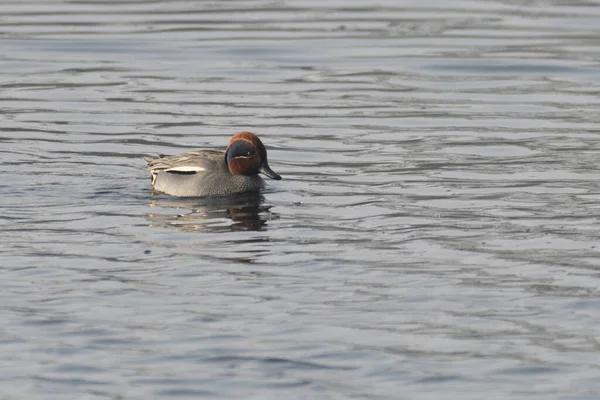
xmin=2 ymin=0 xmax=600 ymax=398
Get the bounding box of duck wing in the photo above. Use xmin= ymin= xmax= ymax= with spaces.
xmin=144 ymin=150 xmax=224 ymax=174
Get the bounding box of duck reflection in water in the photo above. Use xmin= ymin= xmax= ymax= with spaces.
xmin=147 ymin=192 xmax=274 ymax=232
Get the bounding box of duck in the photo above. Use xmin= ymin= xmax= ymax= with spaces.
xmin=144 ymin=131 xmax=281 ymax=197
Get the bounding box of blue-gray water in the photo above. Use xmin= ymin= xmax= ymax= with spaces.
xmin=2 ymin=1 xmax=600 ymax=399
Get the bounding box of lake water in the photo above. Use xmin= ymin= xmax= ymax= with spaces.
xmin=2 ymin=0 xmax=600 ymax=398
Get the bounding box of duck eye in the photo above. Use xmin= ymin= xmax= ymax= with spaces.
xmin=227 ymin=140 xmax=257 ymax=163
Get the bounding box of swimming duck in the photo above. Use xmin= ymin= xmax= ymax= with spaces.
xmin=144 ymin=131 xmax=281 ymax=197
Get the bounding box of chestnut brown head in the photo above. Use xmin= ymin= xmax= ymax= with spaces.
xmin=225 ymin=132 xmax=281 ymax=180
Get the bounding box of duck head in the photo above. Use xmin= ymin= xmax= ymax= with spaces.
xmin=225 ymin=132 xmax=282 ymax=180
